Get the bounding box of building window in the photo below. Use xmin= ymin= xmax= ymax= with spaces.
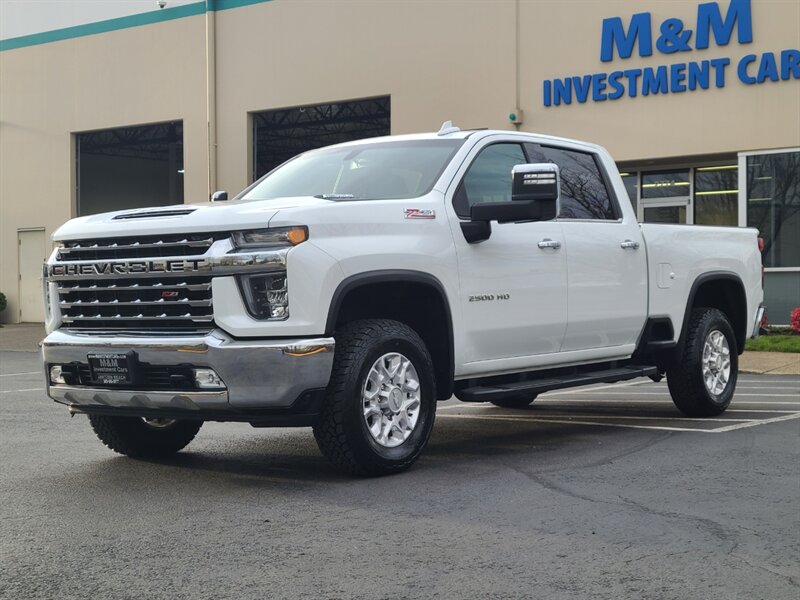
xmin=617 ymin=164 xmax=740 ymax=226
xmin=639 ymin=169 xmax=691 ymax=224
xmin=745 ymin=151 xmax=800 ymax=269
xmin=252 ymin=96 xmax=390 ymax=181
xmin=75 ymin=121 xmax=183 ymax=217
xmin=694 ymin=165 xmax=738 ymax=226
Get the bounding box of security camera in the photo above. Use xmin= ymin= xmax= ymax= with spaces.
xmin=157 ymin=0 xmax=167 ymax=8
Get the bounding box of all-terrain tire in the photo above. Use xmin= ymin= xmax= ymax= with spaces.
xmin=490 ymin=394 xmax=538 ymax=409
xmin=312 ymin=319 xmax=437 ymax=476
xmin=88 ymin=415 xmax=202 ymax=458
xmin=667 ymin=308 xmax=738 ymax=417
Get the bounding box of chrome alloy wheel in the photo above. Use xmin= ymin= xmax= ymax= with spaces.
xmin=142 ymin=417 xmax=177 ymax=428
xmin=362 ymin=352 xmax=421 ymax=448
xmin=702 ymin=329 xmax=731 ymax=396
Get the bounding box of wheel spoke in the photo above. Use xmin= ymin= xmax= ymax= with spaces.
xmin=362 ymin=352 xmax=422 ymax=448
xmin=701 ymin=329 xmax=732 ymax=397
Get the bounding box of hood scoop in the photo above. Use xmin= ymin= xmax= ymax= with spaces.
xmin=113 ymin=208 xmax=197 ymax=220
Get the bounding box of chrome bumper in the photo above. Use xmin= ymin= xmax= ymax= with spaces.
xmin=42 ymin=329 xmax=334 ymax=412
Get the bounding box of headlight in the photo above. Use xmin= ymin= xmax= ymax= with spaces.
xmin=239 ymin=272 xmax=289 ymax=319
xmin=231 ymin=226 xmax=307 ymax=249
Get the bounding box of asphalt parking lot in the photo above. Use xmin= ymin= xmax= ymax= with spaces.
xmin=1 ymin=350 xmax=798 ymax=600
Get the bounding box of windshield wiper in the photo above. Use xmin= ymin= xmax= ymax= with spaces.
xmin=314 ymin=193 xmax=355 ymax=200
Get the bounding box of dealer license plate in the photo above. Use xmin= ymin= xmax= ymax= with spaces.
xmin=87 ymin=352 xmax=136 ymax=385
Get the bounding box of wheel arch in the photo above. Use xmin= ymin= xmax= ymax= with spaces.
xmin=325 ymin=270 xmax=455 ymax=400
xmin=680 ymin=271 xmax=748 ymax=355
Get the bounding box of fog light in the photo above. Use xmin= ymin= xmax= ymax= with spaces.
xmin=193 ymin=368 xmax=225 ymax=389
xmin=240 ymin=273 xmax=289 ymax=320
xmin=50 ymin=365 xmax=66 ymax=385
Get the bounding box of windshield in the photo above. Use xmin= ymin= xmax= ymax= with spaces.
xmin=240 ymin=139 xmax=464 ymax=201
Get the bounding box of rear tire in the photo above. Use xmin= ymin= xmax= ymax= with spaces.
xmin=313 ymin=319 xmax=437 ymax=476
xmin=490 ymin=394 xmax=538 ymax=409
xmin=88 ymin=415 xmax=202 ymax=458
xmin=667 ymin=308 xmax=738 ymax=417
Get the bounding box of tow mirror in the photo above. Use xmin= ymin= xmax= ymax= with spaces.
xmin=510 ymin=163 xmax=559 ymax=219
xmin=211 ymin=190 xmax=228 ymax=202
xmin=460 ymin=163 xmax=560 ymax=244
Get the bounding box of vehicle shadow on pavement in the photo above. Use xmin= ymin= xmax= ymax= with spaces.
xmin=56 ymin=416 xmax=666 ymax=489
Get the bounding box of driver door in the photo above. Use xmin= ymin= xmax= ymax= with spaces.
xmin=447 ymin=140 xmax=568 ymax=373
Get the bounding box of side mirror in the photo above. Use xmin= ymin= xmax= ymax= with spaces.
xmin=470 ymin=163 xmax=560 ymax=224
xmin=510 ymin=163 xmax=559 ymax=219
xmin=210 ymin=190 xmax=228 ymax=202
xmin=459 ymin=163 xmax=561 ymax=244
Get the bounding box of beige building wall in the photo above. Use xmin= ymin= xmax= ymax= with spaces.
xmin=214 ymin=0 xmax=519 ymax=192
xmin=1 ymin=0 xmax=798 ymax=322
xmin=0 ymin=15 xmax=209 ymax=323
xmin=518 ymin=0 xmax=800 ymax=162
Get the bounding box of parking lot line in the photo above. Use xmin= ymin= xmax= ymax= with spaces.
xmin=438 ymin=413 xmax=719 ymax=432
xmin=736 ymin=385 xmax=800 ymax=394
xmin=545 ymin=380 xmax=651 ymax=395
xmin=726 ymin=409 xmax=797 ymax=413
xmin=442 ymin=411 xmax=756 ymax=422
xmin=437 ymin=411 xmax=800 ymax=433
xmin=556 ymin=391 xmax=799 ymax=397
xmin=710 ymin=412 xmax=800 ymax=432
xmin=440 ymin=401 xmax=800 ymax=411
xmin=0 ymin=388 xmax=44 ymax=394
xmin=0 ymin=371 xmax=40 ymax=377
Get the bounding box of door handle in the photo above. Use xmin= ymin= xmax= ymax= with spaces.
xmin=538 ymin=239 xmax=561 ymax=250
xmin=620 ymin=240 xmax=640 ymax=250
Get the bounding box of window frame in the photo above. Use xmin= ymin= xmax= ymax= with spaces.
xmin=452 ymin=141 xmax=528 ymax=219
xmin=529 ymin=143 xmax=623 ymax=223
xmin=451 ymin=139 xmax=622 ymax=222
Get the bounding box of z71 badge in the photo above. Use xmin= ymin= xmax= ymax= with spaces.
xmin=404 ymin=208 xmax=436 ymax=219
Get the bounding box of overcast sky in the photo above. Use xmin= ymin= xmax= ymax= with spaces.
xmin=0 ymin=0 xmax=197 ymax=40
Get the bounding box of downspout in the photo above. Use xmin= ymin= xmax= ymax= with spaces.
xmin=513 ymin=0 xmax=521 ymax=131
xmin=206 ymin=0 xmax=218 ymax=197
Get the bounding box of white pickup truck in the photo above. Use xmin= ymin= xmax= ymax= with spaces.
xmin=42 ymin=123 xmax=764 ymax=475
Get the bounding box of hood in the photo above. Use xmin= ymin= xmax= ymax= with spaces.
xmin=52 ymin=197 xmax=333 ymax=241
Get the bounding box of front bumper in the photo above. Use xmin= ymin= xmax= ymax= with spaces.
xmin=42 ymin=329 xmax=334 ymax=421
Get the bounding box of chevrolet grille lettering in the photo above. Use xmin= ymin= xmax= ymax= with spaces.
xmin=48 ymin=259 xmax=208 ymax=277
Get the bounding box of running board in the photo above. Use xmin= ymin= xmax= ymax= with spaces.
xmin=455 ymin=366 xmax=659 ymax=403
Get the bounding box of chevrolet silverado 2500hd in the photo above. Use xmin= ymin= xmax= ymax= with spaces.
xmin=42 ymin=123 xmax=764 ymax=475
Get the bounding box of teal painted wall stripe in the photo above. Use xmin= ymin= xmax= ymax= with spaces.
xmin=0 ymin=0 xmax=272 ymax=52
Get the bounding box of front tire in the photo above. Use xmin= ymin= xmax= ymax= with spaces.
xmin=667 ymin=308 xmax=738 ymax=417
xmin=313 ymin=319 xmax=437 ymax=476
xmin=88 ymin=415 xmax=202 ymax=458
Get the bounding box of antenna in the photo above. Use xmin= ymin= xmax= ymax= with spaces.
xmin=437 ymin=121 xmax=461 ymax=136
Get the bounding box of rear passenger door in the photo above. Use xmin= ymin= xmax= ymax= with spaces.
xmin=525 ymin=143 xmax=648 ymax=354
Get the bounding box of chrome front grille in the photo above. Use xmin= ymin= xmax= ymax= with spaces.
xmin=57 ymin=232 xmax=228 ymax=260
xmin=57 ymin=276 xmax=214 ymax=331
xmin=54 ymin=233 xmax=224 ymax=332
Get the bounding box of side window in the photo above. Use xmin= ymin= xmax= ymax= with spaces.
xmin=525 ymin=144 xmax=617 ymax=220
xmin=454 ymin=143 xmax=526 ymax=217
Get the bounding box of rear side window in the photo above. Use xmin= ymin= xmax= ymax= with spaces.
xmin=525 ymin=144 xmax=617 ymax=220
